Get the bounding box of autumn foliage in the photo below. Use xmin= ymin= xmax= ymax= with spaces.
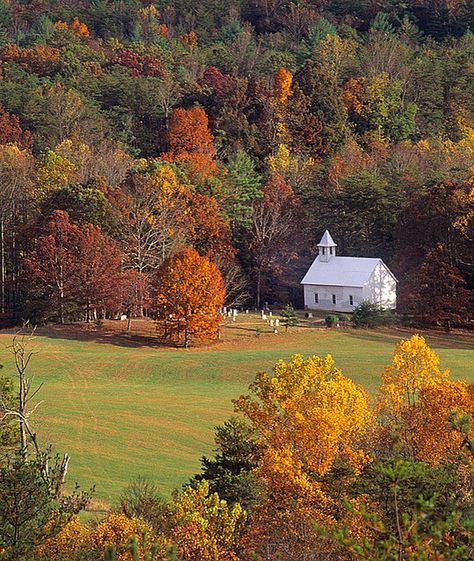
xmin=163 ymin=107 xmax=217 ymax=176
xmin=188 ymin=193 xmax=236 ymax=261
xmin=234 ymin=353 xmax=373 ymax=559
xmin=11 ymin=334 xmax=474 ymax=561
xmin=24 ymin=211 xmax=122 ymax=323
xmin=154 ymin=248 xmax=225 ymax=347
xmin=0 ymin=106 xmax=31 ymax=149
xmin=0 ymin=43 xmax=61 ymax=75
xmin=274 ymin=67 xmax=293 ymax=104
xmin=378 ymin=334 xmax=474 ymax=464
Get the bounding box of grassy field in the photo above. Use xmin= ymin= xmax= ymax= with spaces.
xmin=0 ymin=315 xmax=472 ymax=506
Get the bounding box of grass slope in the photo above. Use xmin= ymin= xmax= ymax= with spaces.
xmin=0 ymin=318 xmax=472 ymax=503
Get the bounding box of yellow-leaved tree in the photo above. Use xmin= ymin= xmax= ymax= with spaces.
xmin=172 ymin=480 xmax=246 ymax=561
xmin=36 ymin=513 xmax=158 ymax=561
xmin=122 ymin=163 xmax=190 ymax=272
xmin=377 ymin=334 xmax=474 ymax=464
xmin=379 ymin=334 xmax=449 ymax=408
xmin=34 ymin=149 xmax=76 ymax=201
xmin=234 ymin=354 xmax=373 ymax=560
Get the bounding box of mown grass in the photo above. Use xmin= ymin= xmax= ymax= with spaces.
xmin=0 ymin=318 xmax=472 ymax=502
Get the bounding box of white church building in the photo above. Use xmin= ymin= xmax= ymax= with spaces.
xmin=301 ymin=230 xmax=397 ymax=313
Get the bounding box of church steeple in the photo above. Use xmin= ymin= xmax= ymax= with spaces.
xmin=318 ymin=230 xmax=337 ymax=262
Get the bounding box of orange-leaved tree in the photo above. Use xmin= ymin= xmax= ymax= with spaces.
xmin=187 ymin=193 xmax=236 ymax=262
xmin=163 ymin=106 xmax=217 ymax=177
xmin=274 ymin=66 xmax=293 ymax=105
xmin=234 ymin=353 xmax=373 ymax=560
xmin=154 ymin=248 xmax=225 ymax=347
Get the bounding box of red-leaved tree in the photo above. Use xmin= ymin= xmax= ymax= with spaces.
xmin=73 ymin=224 xmax=123 ymax=322
xmin=0 ymin=106 xmax=32 ymax=149
xmin=25 ymin=212 xmax=123 ymax=323
xmin=247 ymin=174 xmax=303 ymax=307
xmin=24 ymin=210 xmax=80 ymax=324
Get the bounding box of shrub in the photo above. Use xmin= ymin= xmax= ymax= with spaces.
xmin=351 ymin=301 xmax=393 ymax=328
xmin=281 ymin=304 xmax=299 ymax=330
xmin=325 ymin=314 xmax=339 ymax=327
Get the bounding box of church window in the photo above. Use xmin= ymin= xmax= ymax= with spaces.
xmin=314 ymin=293 xmax=319 ymax=303
xmin=332 ymin=294 xmax=336 ymax=304
xmin=349 ymin=295 xmax=354 ymax=305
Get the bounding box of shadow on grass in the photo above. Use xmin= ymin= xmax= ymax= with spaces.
xmin=26 ymin=323 xmax=169 ymax=350
xmin=341 ymin=326 xmax=474 ymax=351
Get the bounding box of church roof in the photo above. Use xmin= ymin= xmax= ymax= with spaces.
xmin=301 ymin=255 xmax=395 ymax=287
xmin=317 ymin=230 xmax=337 ymax=247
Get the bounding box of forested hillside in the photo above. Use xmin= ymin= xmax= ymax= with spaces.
xmin=0 ymin=0 xmax=472 ymax=326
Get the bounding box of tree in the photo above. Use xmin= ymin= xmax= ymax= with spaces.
xmin=343 ymin=73 xmax=417 ymax=143
xmin=40 ymin=183 xmax=116 ymax=232
xmin=315 ymin=170 xmax=400 ymax=263
xmin=379 ymin=334 xmax=449 ymax=409
xmin=280 ymin=304 xmax=298 ymax=330
xmin=225 ymin=150 xmax=262 ymax=231
xmin=329 ymin=460 xmax=474 ymax=561
xmin=0 ymin=43 xmax=61 ymax=76
xmin=24 ymin=211 xmax=80 ymax=324
xmin=163 ymin=106 xmax=217 ymax=177
xmin=395 ymin=180 xmax=473 ymax=324
xmin=73 ymin=224 xmax=122 ymax=322
xmin=0 ymin=144 xmax=33 ymax=314
xmin=121 ymin=164 xmax=189 ymax=273
xmin=0 ymin=375 xmax=16 ymax=451
xmin=274 ymin=67 xmax=293 ymax=104
xmin=39 ymin=512 xmax=156 ymax=561
xmin=119 ymin=476 xmax=173 ymax=534
xmin=71 ymin=16 xmax=90 ymax=38
xmin=234 ymin=354 xmax=373 ymax=560
xmin=407 ymin=379 xmax=474 ymax=464
xmin=154 ymin=249 xmax=225 ymax=347
xmin=0 ymin=330 xmax=89 ymax=560
xmin=247 ymin=174 xmax=303 ymax=307
xmin=405 ymin=244 xmax=471 ymax=330
xmin=0 ymin=455 xmax=71 ymax=561
xmin=0 ymin=105 xmax=31 ymax=148
xmin=377 ymin=334 xmax=474 ymax=465
xmin=191 ymin=417 xmax=260 ymax=510
xmin=34 ymin=149 xmax=76 ymax=201
xmin=25 ymin=212 xmax=122 ymax=323
xmin=171 ymin=480 xmax=246 ymax=561
xmin=295 ymin=60 xmax=349 ymax=154
xmin=187 ymin=193 xmax=235 ymax=262
xmin=351 ymin=301 xmax=393 ymax=328
xmin=25 ymin=83 xmax=85 ymax=148
xmin=119 ymin=270 xmax=150 ymax=332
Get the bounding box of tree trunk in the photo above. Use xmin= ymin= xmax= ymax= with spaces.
xmin=184 ymin=320 xmax=189 ymax=348
xmin=19 ymin=365 xmax=28 ymax=460
xmin=54 ymin=453 xmax=70 ymax=500
xmin=256 ymin=268 xmax=262 ymax=309
xmin=127 ymin=315 xmax=132 ymax=333
xmin=59 ymin=287 xmax=64 ymax=324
